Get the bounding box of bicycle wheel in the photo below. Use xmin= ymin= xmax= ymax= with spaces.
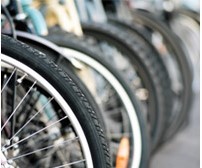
xmin=108 ymin=17 xmax=173 ymax=148
xmin=80 ymin=22 xmax=172 ymax=148
xmin=131 ymin=10 xmax=193 ymax=141
xmin=1 ymin=35 xmax=111 ymax=168
xmin=18 ymin=30 xmax=150 ymax=168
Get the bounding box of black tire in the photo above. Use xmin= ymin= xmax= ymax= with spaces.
xmin=81 ymin=22 xmax=171 ymax=149
xmin=17 ymin=34 xmax=107 ymax=134
xmin=43 ymin=29 xmax=150 ymax=168
xmin=1 ymin=34 xmax=111 ymax=168
xmin=131 ymin=10 xmax=193 ymax=141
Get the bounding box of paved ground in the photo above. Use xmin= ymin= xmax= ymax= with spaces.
xmin=150 ymin=83 xmax=200 ymax=168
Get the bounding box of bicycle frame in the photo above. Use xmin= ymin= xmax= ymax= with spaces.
xmin=21 ymin=0 xmax=48 ymax=35
xmin=33 ymin=0 xmax=83 ymax=35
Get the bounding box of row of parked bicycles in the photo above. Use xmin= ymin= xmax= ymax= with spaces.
xmin=1 ymin=0 xmax=199 ymax=167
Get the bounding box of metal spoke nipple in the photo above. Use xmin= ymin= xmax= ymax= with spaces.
xmin=17 ymin=73 xmax=27 ymax=84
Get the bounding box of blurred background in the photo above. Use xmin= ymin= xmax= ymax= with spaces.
xmin=150 ymin=85 xmax=199 ymax=168
xmin=149 ymin=0 xmax=200 ymax=167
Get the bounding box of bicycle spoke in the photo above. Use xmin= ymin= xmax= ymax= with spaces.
xmin=8 ymin=137 xmax=79 ymax=161
xmin=1 ymin=81 xmax=37 ymax=131
xmin=15 ymin=88 xmax=37 ymax=125
xmin=10 ymin=70 xmax=17 ymax=141
xmin=5 ymin=115 xmax=68 ymax=150
xmin=8 ymin=97 xmax=54 ymax=143
xmin=52 ymin=159 xmax=86 ymax=168
xmin=18 ymin=91 xmax=40 ymax=127
xmin=1 ymin=67 xmax=17 ymax=93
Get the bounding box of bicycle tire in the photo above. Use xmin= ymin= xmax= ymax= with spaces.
xmin=1 ymin=34 xmax=111 ymax=168
xmin=131 ymin=10 xmax=193 ymax=141
xmin=16 ymin=34 xmax=107 ymax=133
